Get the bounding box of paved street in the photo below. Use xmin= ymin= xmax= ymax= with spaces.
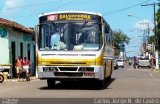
xmin=0 ymin=63 xmax=160 ymax=98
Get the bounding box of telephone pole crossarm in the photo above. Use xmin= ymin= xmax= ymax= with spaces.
xmin=141 ymin=2 xmax=159 ymax=48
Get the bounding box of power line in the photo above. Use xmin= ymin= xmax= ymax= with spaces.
xmin=0 ymin=0 xmax=152 ymax=20
xmin=42 ymin=0 xmax=75 ymax=14
xmin=3 ymin=0 xmax=75 ymax=19
xmin=1 ymin=0 xmax=63 ymax=11
xmin=141 ymin=2 xmax=158 ymax=34
xmin=103 ymin=0 xmax=152 ymax=16
xmin=141 ymin=2 xmax=159 ymax=47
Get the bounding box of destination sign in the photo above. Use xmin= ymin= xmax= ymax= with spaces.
xmin=47 ymin=14 xmax=91 ymax=21
xmin=40 ymin=13 xmax=101 ymax=23
xmin=59 ymin=14 xmax=91 ymax=20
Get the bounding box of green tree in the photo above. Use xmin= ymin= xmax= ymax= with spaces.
xmin=113 ymin=30 xmax=130 ymax=55
xmin=155 ymin=2 xmax=160 ymax=50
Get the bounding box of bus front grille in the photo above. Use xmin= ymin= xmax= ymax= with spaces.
xmin=50 ymin=62 xmax=86 ymax=64
xmin=54 ymin=72 xmax=83 ymax=77
xmin=59 ymin=67 xmax=78 ymax=71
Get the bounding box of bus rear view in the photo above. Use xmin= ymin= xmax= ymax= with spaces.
xmin=36 ymin=11 xmax=114 ymax=88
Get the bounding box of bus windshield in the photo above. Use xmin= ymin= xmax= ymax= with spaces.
xmin=39 ymin=21 xmax=102 ymax=51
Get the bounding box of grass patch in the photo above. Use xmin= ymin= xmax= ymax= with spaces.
xmin=156 ymin=69 xmax=160 ymax=73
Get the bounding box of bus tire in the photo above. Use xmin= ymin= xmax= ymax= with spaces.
xmin=0 ymin=74 xmax=4 ymax=83
xmin=98 ymin=80 xmax=106 ymax=89
xmin=106 ymin=68 xmax=112 ymax=81
xmin=47 ymin=78 xmax=55 ymax=88
xmin=106 ymin=75 xmax=111 ymax=81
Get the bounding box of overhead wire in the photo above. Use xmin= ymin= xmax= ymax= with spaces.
xmin=0 ymin=0 xmax=153 ymax=19
xmin=103 ymin=0 xmax=152 ymax=16
xmin=2 ymin=0 xmax=75 ymax=19
xmin=1 ymin=0 xmax=63 ymax=11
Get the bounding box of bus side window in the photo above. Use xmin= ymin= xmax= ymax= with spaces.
xmin=106 ymin=33 xmax=111 ymax=45
xmin=111 ymin=31 xmax=114 ymax=46
xmin=104 ymin=33 xmax=107 ymax=44
xmin=104 ymin=24 xmax=109 ymax=45
xmin=107 ymin=31 xmax=112 ymax=46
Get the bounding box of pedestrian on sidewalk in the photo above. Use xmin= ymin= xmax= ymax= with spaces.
xmin=15 ymin=56 xmax=23 ymax=79
xmin=150 ymin=54 xmax=155 ymax=71
xmin=23 ymin=57 xmax=30 ymax=81
xmin=133 ymin=56 xmax=137 ymax=69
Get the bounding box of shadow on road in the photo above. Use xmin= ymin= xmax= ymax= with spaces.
xmin=39 ymin=78 xmax=115 ymax=90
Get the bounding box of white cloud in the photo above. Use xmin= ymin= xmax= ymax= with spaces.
xmin=3 ymin=0 xmax=24 ymax=12
xmin=135 ymin=19 xmax=153 ymax=31
xmin=0 ymin=0 xmax=24 ymax=20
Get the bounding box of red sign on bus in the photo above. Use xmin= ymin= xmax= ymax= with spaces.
xmin=47 ymin=15 xmax=58 ymax=21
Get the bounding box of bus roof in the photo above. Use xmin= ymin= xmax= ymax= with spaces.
xmin=39 ymin=11 xmax=103 ymax=17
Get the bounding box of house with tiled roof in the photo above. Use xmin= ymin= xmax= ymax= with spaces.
xmin=0 ymin=18 xmax=35 ymax=78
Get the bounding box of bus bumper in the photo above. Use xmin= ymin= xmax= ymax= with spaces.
xmin=37 ymin=66 xmax=104 ymax=80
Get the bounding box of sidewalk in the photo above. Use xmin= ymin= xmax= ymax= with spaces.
xmin=126 ymin=66 xmax=160 ymax=79
xmin=4 ymin=76 xmax=38 ymax=83
xmin=151 ymin=69 xmax=160 ymax=78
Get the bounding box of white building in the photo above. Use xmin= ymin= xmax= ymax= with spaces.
xmin=0 ymin=18 xmax=35 ymax=78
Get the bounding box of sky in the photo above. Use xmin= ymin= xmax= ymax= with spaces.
xmin=0 ymin=0 xmax=159 ymax=57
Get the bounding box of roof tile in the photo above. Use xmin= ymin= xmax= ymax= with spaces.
xmin=0 ymin=18 xmax=33 ymax=34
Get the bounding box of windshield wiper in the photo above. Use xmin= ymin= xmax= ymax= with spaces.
xmin=51 ymin=22 xmax=61 ymax=32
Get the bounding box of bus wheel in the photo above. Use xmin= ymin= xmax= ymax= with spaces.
xmin=106 ymin=75 xmax=111 ymax=81
xmin=98 ymin=80 xmax=106 ymax=89
xmin=47 ymin=78 xmax=55 ymax=88
xmin=0 ymin=74 xmax=4 ymax=83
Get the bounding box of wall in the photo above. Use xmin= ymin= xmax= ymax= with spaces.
xmin=8 ymin=30 xmax=35 ymax=75
xmin=0 ymin=27 xmax=10 ymax=65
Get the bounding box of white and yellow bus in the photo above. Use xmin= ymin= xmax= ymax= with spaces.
xmin=36 ymin=11 xmax=114 ymax=88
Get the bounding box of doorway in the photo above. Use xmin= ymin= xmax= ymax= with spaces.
xmin=11 ymin=42 xmax=16 ymax=78
xmin=27 ymin=44 xmax=31 ymax=61
xmin=20 ymin=42 xmax=23 ymax=59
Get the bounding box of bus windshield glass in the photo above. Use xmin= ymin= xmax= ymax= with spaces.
xmin=39 ymin=21 xmax=102 ymax=51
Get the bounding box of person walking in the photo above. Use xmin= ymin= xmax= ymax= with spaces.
xmin=133 ymin=56 xmax=137 ymax=69
xmin=23 ymin=57 xmax=30 ymax=81
xmin=150 ymin=54 xmax=155 ymax=71
xmin=15 ymin=56 xmax=23 ymax=79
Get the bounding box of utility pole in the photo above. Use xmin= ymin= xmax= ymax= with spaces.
xmin=141 ymin=2 xmax=159 ymax=48
xmin=128 ymin=14 xmax=150 ymax=56
xmin=141 ymin=2 xmax=158 ymax=35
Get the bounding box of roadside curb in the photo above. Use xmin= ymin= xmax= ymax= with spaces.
xmin=4 ymin=77 xmax=39 ymax=83
xmin=154 ymin=69 xmax=160 ymax=73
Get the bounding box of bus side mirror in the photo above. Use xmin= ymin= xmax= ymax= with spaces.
xmin=35 ymin=25 xmax=39 ymax=43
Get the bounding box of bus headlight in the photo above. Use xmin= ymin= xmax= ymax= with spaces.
xmin=43 ymin=67 xmax=58 ymax=72
xmin=79 ymin=67 xmax=94 ymax=71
